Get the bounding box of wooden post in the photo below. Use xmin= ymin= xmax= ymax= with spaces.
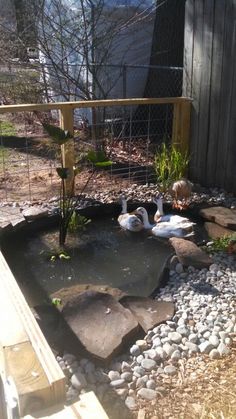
xmin=172 ymin=100 xmax=191 ymax=154
xmin=59 ymin=106 xmax=75 ymax=196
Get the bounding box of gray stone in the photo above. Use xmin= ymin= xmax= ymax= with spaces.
xmin=168 ymin=332 xmax=182 ymax=343
xmin=71 ymin=371 xmax=87 ymax=390
xmin=171 ymin=349 xmax=181 ymax=361
xmin=114 ymin=388 xmax=128 ymax=399
xmin=176 ymin=326 xmax=189 ymax=337
xmin=200 ymin=207 xmax=236 ymax=229
xmin=136 ymin=354 xmax=144 ymax=364
xmin=217 ymin=342 xmax=230 ymax=356
xmin=164 ymin=365 xmax=177 ymax=376
xmin=130 ymin=345 xmax=141 ymax=357
xmin=110 ymin=379 xmax=126 ymax=388
xmin=125 ymin=396 xmax=137 ymax=410
xmin=188 ymin=333 xmax=198 ymax=343
xmin=141 ymin=359 xmax=157 ymax=371
xmin=209 ymin=335 xmax=220 ymax=347
xmin=22 ymin=206 xmax=48 ymax=220
xmin=169 ymin=238 xmax=212 ymax=269
xmin=163 ymin=342 xmax=175 ymax=357
xmin=61 ymin=291 xmax=139 ymax=361
xmin=199 ymin=341 xmax=214 ymax=354
xmin=185 ymin=341 xmax=199 ymax=353
xmin=137 ymin=388 xmax=157 ymax=401
xmin=120 ymin=296 xmax=175 ymax=333
xmin=209 ymin=349 xmax=220 ymax=359
xmin=155 ymin=347 xmax=166 ymax=360
xmin=121 ymin=372 xmax=132 ymax=382
xmin=133 ymin=366 xmax=145 ymax=377
xmin=146 ymin=379 xmax=156 ymax=390
xmin=136 ymin=377 xmax=146 ymax=388
xmin=175 ymin=262 xmax=184 ymax=274
xmin=108 ymin=370 xmax=120 ymax=381
xmin=144 ymin=348 xmax=159 ymax=360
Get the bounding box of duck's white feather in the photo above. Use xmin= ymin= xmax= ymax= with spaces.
xmin=135 ymin=206 xmax=195 ymax=239
xmin=118 ymin=196 xmax=143 ymax=232
xmin=153 ymin=196 xmax=190 ymax=224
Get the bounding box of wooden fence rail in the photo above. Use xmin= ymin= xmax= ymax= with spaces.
xmin=0 ymin=97 xmax=192 ymax=194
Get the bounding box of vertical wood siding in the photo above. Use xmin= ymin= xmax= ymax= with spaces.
xmin=183 ymin=0 xmax=236 ymax=193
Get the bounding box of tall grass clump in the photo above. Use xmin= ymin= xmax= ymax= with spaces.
xmin=153 ymin=143 xmax=189 ymax=191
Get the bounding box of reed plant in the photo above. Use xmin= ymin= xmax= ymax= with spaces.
xmin=43 ymin=123 xmax=111 ymax=247
xmin=153 ymin=143 xmax=189 ymax=191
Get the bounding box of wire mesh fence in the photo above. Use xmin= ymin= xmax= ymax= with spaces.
xmin=0 ymin=101 xmax=174 ymax=203
xmin=0 ymin=62 xmax=182 ymax=105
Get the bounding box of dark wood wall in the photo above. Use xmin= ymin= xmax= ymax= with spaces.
xmin=183 ymin=0 xmax=236 ymax=193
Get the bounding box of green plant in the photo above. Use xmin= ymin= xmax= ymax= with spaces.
xmin=43 ymin=123 xmax=112 ymax=247
xmin=0 ymin=120 xmax=16 ymax=136
xmin=68 ymin=212 xmax=91 ymax=234
xmin=153 ymin=143 xmax=189 ymax=192
xmin=205 ymin=234 xmax=236 ymax=253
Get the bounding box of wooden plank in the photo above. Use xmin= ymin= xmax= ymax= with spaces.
xmin=60 ymin=107 xmax=75 ymax=196
xmin=0 ymin=97 xmax=192 ymax=114
xmin=0 ymin=251 xmax=66 ymax=416
xmin=23 ymin=392 xmax=109 ymax=419
xmin=196 ymin=0 xmax=214 ymax=184
xmin=183 ymin=0 xmax=194 ymax=97
xmin=206 ymin=0 xmax=227 ymax=186
xmin=4 ymin=342 xmax=53 ymax=415
xmin=172 ymin=101 xmax=191 ymax=154
xmin=188 ymin=0 xmax=204 ymax=181
xmin=215 ymin=0 xmax=235 ymax=188
xmin=225 ymin=10 xmax=236 ymax=192
xmin=77 ymin=392 xmax=109 ymax=419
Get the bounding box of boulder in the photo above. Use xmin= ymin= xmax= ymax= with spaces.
xmin=22 ymin=206 xmax=48 ymax=220
xmin=61 ymin=291 xmax=139 ymax=361
xmin=120 ymin=296 xmax=175 ymax=333
xmin=200 ymin=207 xmax=236 ymax=230
xmin=0 ymin=207 xmax=26 ymax=228
xmin=169 ymin=238 xmax=212 ymax=269
xmin=204 ymin=222 xmax=235 ymax=239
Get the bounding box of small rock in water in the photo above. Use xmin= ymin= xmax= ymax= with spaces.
xmin=71 ymin=372 xmax=87 ymax=390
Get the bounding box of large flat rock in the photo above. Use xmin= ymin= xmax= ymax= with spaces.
xmin=169 ymin=238 xmax=212 ymax=269
xmin=120 ymin=296 xmax=175 ymax=333
xmin=61 ymin=291 xmax=139 ymax=361
xmin=200 ymin=206 xmax=236 ymax=230
xmin=0 ymin=207 xmax=26 ymax=228
xmin=204 ymin=222 xmax=235 ymax=240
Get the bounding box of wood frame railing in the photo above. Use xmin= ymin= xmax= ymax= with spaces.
xmin=0 ymin=97 xmax=192 ymax=194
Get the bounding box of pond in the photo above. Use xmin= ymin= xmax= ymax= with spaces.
xmin=2 ymin=214 xmax=173 ymax=307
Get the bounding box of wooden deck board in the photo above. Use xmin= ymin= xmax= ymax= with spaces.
xmin=0 ymin=250 xmax=66 ymax=416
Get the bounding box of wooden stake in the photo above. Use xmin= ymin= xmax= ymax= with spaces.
xmin=60 ymin=106 xmax=75 ymax=196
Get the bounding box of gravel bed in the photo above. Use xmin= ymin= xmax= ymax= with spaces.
xmin=1 ymin=183 xmax=236 ymax=211
xmin=55 ymin=250 xmax=236 ymax=415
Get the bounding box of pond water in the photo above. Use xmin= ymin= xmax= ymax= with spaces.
xmin=3 ymin=215 xmax=172 ymax=306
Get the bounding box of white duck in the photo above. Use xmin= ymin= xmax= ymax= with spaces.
xmin=118 ymin=195 xmax=144 ymax=232
xmin=135 ymin=206 xmax=194 ymax=238
xmin=153 ymin=193 xmax=190 ymax=225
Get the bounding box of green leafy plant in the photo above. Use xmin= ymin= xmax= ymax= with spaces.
xmin=51 ymin=297 xmax=62 ymax=307
xmin=153 ymin=143 xmax=189 ymax=192
xmin=43 ymin=123 xmax=112 ymax=247
xmin=205 ymin=234 xmax=236 ymax=253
